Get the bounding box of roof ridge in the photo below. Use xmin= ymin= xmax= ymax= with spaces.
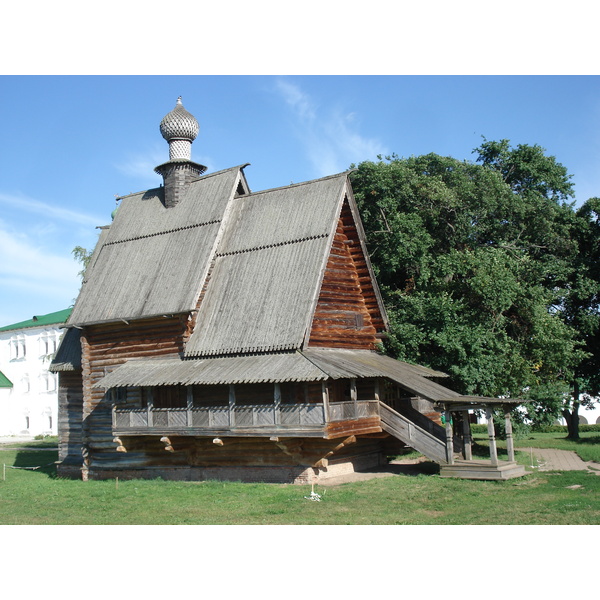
xmin=116 ymin=164 xmax=250 ymax=200
xmin=241 ymin=170 xmax=350 ymax=199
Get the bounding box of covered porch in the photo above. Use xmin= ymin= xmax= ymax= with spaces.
xmin=435 ymin=396 xmax=527 ymax=480
xmin=95 ymin=349 xmax=449 ymax=441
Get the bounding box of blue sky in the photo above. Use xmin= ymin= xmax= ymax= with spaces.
xmin=1 ymin=74 xmax=600 ymax=327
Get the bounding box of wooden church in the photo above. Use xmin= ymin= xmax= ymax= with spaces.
xmin=50 ymin=98 xmax=525 ymax=483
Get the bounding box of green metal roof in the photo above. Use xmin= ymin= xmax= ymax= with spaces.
xmin=0 ymin=370 xmax=13 ymax=388
xmin=0 ymin=308 xmax=72 ymax=332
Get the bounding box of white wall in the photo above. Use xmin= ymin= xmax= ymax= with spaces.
xmin=0 ymin=326 xmax=62 ymax=436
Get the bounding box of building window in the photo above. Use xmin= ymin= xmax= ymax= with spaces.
xmin=40 ymin=372 xmax=57 ymax=392
xmin=39 ymin=330 xmax=58 ymax=356
xmin=10 ymin=334 xmax=26 ymax=360
xmin=20 ymin=375 xmax=31 ymax=393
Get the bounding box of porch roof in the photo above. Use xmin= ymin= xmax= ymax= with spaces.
xmin=93 ymin=349 xmax=464 ymax=403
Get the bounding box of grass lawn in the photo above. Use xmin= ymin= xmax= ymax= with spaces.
xmin=1 ymin=440 xmax=599 ymax=525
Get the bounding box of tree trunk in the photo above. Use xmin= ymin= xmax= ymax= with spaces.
xmin=564 ymin=383 xmax=581 ymax=440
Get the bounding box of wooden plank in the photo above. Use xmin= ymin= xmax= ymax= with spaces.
xmin=486 ymin=407 xmax=499 ymax=466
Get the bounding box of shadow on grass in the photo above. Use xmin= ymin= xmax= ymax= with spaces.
xmin=576 ymin=436 xmax=600 ymax=445
xmin=470 ymin=441 xmax=510 ymax=458
xmin=9 ymin=448 xmax=58 ymax=478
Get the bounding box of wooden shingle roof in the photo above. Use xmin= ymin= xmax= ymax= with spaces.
xmin=67 ymin=166 xmax=248 ymax=327
xmin=184 ymin=174 xmax=349 ymax=357
xmin=67 ymin=166 xmax=388 ymax=358
xmin=94 ymin=349 xmax=449 ymax=395
xmin=49 ymin=328 xmax=82 ymax=372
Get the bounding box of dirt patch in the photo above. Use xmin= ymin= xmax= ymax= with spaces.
xmin=316 ymin=456 xmax=438 ymax=486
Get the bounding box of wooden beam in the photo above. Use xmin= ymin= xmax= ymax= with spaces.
xmin=322 ymin=381 xmax=330 ymax=423
xmin=485 ymin=407 xmax=499 ymax=466
xmin=229 ymin=384 xmax=235 ymax=427
xmin=444 ymin=410 xmax=454 ymax=465
xmin=160 ymin=436 xmax=175 ymax=452
xmin=504 ymin=408 xmax=515 ymax=462
xmin=274 ymin=383 xmax=282 ymax=426
xmin=460 ymin=410 xmax=472 ymax=460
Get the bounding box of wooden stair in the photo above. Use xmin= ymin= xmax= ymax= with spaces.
xmin=379 ymin=402 xmax=450 ymax=464
xmin=439 ymin=459 xmax=526 ymax=480
xmin=379 ymin=402 xmax=526 ymax=480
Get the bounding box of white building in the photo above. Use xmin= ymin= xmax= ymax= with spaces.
xmin=0 ymin=308 xmax=71 ymax=437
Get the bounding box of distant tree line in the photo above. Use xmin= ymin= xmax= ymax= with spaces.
xmin=350 ymin=139 xmax=600 ymax=439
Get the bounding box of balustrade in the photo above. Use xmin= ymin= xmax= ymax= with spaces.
xmin=112 ymin=399 xmax=380 ymax=433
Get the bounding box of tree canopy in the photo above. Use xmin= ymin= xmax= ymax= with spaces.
xmin=350 ymin=141 xmax=598 ymax=433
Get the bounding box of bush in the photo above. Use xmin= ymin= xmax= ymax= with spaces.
xmin=533 ymin=423 xmax=600 ymax=433
xmin=469 ymin=422 xmax=531 ymax=439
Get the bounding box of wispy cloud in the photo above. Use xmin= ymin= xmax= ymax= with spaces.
xmin=274 ymin=79 xmax=387 ymax=176
xmin=0 ymin=224 xmax=81 ymax=310
xmin=0 ymin=192 xmax=104 ymax=228
xmin=115 ymin=144 xmax=165 ymax=180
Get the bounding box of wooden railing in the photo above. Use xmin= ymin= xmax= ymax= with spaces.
xmin=112 ymin=400 xmax=380 ymax=433
xmin=328 ymin=400 xmax=380 ymax=421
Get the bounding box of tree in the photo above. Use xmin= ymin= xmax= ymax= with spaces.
xmin=72 ymin=246 xmax=93 ymax=282
xmin=350 ymin=147 xmax=586 ymax=418
xmin=558 ymin=197 xmax=600 ymax=438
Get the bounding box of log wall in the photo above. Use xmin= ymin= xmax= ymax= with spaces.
xmin=85 ymin=434 xmax=387 ymax=483
xmin=81 ymin=316 xmax=189 ymax=477
xmin=56 ymin=370 xmax=84 ymax=477
xmin=308 ymin=199 xmax=383 ymax=350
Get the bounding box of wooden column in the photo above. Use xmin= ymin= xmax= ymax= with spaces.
xmin=350 ymin=378 xmax=357 ymax=418
xmin=228 ymin=384 xmax=235 ymax=427
xmin=274 ymin=383 xmax=281 ymax=425
xmin=186 ymin=386 xmax=193 ymax=427
xmin=444 ymin=408 xmax=454 ymax=465
xmin=461 ymin=410 xmax=472 ymax=460
xmin=146 ymin=387 xmax=153 ymax=427
xmin=322 ymin=381 xmax=330 ymax=423
xmin=485 ymin=407 xmax=499 ymax=466
xmin=504 ymin=406 xmax=515 ymax=462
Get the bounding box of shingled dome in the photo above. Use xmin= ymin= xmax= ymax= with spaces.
xmin=159 ymin=97 xmax=199 ymax=142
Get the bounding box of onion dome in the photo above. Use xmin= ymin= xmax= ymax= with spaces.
xmin=159 ymin=97 xmax=199 ymax=160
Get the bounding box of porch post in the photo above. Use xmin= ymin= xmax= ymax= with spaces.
xmin=274 ymin=383 xmax=281 ymax=425
xmin=504 ymin=406 xmax=515 ymax=462
xmin=485 ymin=406 xmax=499 ymax=466
xmin=146 ymin=387 xmax=153 ymax=427
xmin=186 ymin=386 xmax=193 ymax=427
xmin=461 ymin=410 xmax=472 ymax=460
xmin=350 ymin=378 xmax=357 ymax=418
xmin=322 ymin=381 xmax=330 ymax=423
xmin=444 ymin=407 xmax=454 ymax=465
xmin=229 ymin=384 xmax=235 ymax=427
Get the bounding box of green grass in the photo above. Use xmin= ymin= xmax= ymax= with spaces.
xmin=1 ymin=445 xmax=599 ymax=525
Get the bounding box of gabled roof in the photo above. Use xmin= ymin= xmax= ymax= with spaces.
xmin=67 ymin=166 xmax=248 ymax=326
xmin=0 ymin=308 xmax=72 ymax=332
xmin=67 ymin=165 xmax=388 ymax=358
xmin=184 ymin=173 xmax=349 ymax=357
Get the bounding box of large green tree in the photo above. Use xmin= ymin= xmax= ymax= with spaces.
xmin=350 ymin=144 xmax=587 ymax=424
xmin=558 ymin=197 xmax=600 ymax=437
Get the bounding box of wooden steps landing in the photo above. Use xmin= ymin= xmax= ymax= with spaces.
xmin=439 ymin=459 xmax=526 ymax=480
